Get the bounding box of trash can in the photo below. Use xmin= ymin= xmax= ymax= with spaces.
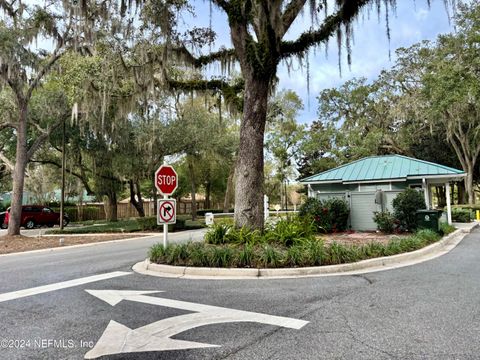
xmin=416 ymin=209 xmax=443 ymax=232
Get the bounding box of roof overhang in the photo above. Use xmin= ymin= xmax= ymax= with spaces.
xmin=301 ymin=173 xmax=466 ymax=186
xmin=408 ymin=173 xmax=467 ymax=183
xmin=300 ymin=180 xmax=343 ymax=185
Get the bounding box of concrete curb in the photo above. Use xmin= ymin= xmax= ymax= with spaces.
xmin=133 ymin=223 xmax=478 ymax=280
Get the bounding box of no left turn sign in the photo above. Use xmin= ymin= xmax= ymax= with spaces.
xmin=157 ymin=199 xmax=176 ymax=225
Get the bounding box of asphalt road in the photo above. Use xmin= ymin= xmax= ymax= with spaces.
xmin=0 ymin=228 xmax=479 ymax=360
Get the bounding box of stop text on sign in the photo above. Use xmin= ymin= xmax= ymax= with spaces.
xmin=157 ymin=174 xmax=176 ymax=186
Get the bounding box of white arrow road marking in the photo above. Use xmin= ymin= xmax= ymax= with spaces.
xmin=85 ymin=289 xmax=309 ymax=359
xmin=0 ymin=272 xmax=131 ymax=303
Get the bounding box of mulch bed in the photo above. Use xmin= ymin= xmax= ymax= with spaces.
xmin=321 ymin=231 xmax=409 ymax=246
xmin=0 ymin=234 xmax=148 ymax=255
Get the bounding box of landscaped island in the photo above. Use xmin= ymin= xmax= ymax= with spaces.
xmin=149 ymin=191 xmax=456 ymax=269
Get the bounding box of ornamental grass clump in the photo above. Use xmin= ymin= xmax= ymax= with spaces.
xmin=259 ymin=245 xmax=283 ymax=268
xmin=285 ymin=245 xmax=307 ymax=267
xmin=264 ymin=216 xmax=315 ymax=246
xmin=361 ymin=242 xmax=386 ymax=258
xmin=205 ymin=223 xmax=231 ymax=244
xmin=226 ymin=226 xmax=263 ymax=245
xmin=304 ymin=239 xmax=325 ymax=266
xmin=210 ymin=246 xmax=235 ymax=267
xmin=440 ymin=223 xmax=456 ymax=235
xmin=188 ymin=242 xmax=210 ymax=267
xmin=237 ymin=244 xmax=254 ymax=267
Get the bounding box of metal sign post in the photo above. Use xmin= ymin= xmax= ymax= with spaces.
xmin=163 ymin=195 xmax=168 ymax=247
xmin=155 ymin=164 xmax=178 ymax=248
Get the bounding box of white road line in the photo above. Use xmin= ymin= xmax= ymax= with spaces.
xmin=0 ymin=271 xmax=131 ymax=303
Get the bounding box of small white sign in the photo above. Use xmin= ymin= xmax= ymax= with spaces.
xmin=157 ymin=199 xmax=176 ymax=225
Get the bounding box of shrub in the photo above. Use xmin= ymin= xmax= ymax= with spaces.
xmin=373 ymin=211 xmax=396 ymax=233
xmin=451 ymin=208 xmax=472 ymax=223
xmin=298 ymin=197 xmax=350 ymax=233
xmin=298 ymin=198 xmax=323 ymax=218
xmin=392 ymin=188 xmax=426 ymax=231
xmin=324 ymin=198 xmax=350 ymax=232
xmin=137 ymin=217 xmax=158 ymax=231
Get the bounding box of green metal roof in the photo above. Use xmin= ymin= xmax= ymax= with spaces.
xmin=300 ymin=155 xmax=465 ymax=184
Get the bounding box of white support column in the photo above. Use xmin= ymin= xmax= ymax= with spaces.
xmin=422 ymin=178 xmax=430 ymax=209
xmin=446 ymin=182 xmax=452 ymax=225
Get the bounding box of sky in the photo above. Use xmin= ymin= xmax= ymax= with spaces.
xmin=184 ymin=0 xmax=456 ymax=124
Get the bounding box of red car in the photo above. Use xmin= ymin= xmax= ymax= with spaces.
xmin=3 ymin=205 xmax=69 ymax=229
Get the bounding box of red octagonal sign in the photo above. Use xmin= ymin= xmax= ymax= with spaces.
xmin=155 ymin=165 xmax=178 ymax=196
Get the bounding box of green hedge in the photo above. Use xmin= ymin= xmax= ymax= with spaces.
xmin=451 ymin=208 xmax=473 ymax=223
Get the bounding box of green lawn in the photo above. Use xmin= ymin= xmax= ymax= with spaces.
xmin=47 ymin=216 xmax=205 ymax=234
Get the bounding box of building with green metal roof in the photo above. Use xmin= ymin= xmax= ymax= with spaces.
xmin=300 ymin=155 xmax=466 ymax=231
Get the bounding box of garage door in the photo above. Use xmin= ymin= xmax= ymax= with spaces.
xmin=350 ymin=192 xmax=380 ymax=231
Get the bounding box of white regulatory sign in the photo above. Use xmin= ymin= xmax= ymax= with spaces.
xmin=157 ymin=199 xmax=176 ymax=225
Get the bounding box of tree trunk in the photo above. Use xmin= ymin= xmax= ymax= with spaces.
xmin=234 ymin=76 xmax=269 ymax=229
xmin=8 ymin=106 xmax=28 ymax=236
xmin=465 ymin=163 xmax=475 ymax=205
xmin=456 ymin=181 xmax=466 ymax=205
xmin=104 ymin=192 xmax=117 ymax=222
xmin=223 ymin=164 xmax=235 ymax=213
xmin=187 ymin=156 xmax=197 ymax=221
xmin=129 ymin=179 xmax=145 ymax=217
xmin=205 ymin=181 xmax=211 ymax=209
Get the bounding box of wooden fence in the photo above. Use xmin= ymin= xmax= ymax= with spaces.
xmin=66 ymin=200 xmax=214 ymax=222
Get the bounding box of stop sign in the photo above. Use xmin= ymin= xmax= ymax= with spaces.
xmin=155 ymin=165 xmax=178 ymax=196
